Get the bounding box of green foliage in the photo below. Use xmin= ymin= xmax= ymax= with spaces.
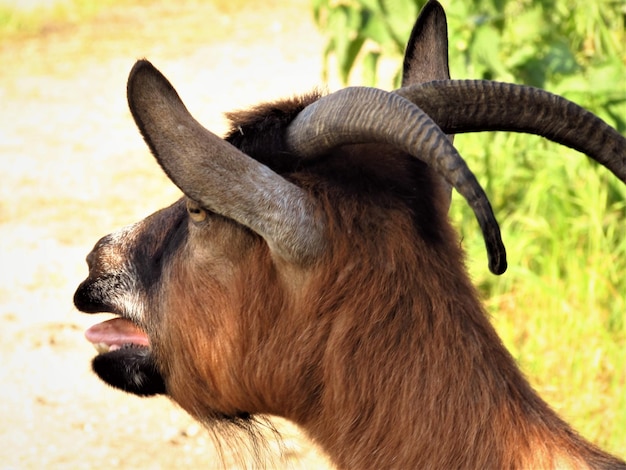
xmin=312 ymin=0 xmax=423 ymax=84
xmin=313 ymin=0 xmax=626 ymax=456
xmin=313 ymin=0 xmax=626 ymax=92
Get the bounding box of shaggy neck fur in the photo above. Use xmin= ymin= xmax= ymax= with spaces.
xmin=287 ymin=175 xmax=611 ymax=469
xmin=155 ymin=97 xmax=624 ymax=470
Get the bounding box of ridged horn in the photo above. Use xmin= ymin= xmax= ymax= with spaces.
xmin=396 ymin=80 xmax=626 ymax=182
xmin=126 ymin=60 xmax=326 ymax=265
xmin=286 ymin=86 xmax=507 ymax=275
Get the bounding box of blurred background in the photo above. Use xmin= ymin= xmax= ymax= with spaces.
xmin=0 ymin=0 xmax=624 ymax=468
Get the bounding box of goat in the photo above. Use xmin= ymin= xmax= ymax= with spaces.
xmin=74 ymin=1 xmax=626 ymax=468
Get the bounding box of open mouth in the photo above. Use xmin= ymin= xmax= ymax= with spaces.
xmin=75 ymin=273 xmax=166 ymax=396
xmin=82 ymin=314 xmax=166 ymax=396
xmin=85 ymin=317 xmax=150 ymax=353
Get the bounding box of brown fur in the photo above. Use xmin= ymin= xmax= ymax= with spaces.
xmin=144 ymin=130 xmax=622 ymax=468
xmin=75 ymin=26 xmax=625 ymax=467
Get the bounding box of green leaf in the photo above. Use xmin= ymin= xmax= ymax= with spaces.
xmin=341 ymin=36 xmax=367 ymax=83
xmin=362 ymin=50 xmax=381 ymax=86
xmin=470 ymin=24 xmax=506 ymax=79
xmin=505 ymin=6 xmax=543 ymax=43
xmin=359 ymin=0 xmax=380 ymax=11
xmin=544 ymin=40 xmax=580 ymax=77
xmin=379 ymin=0 xmax=419 ymax=44
xmin=587 ymin=61 xmax=626 ymax=96
xmin=327 ymin=6 xmax=352 ymax=82
xmin=362 ymin=11 xmax=395 ymax=51
xmin=311 ymin=0 xmax=327 ymax=25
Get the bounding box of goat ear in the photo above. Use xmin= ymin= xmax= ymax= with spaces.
xmin=401 ymin=0 xmax=454 ymax=209
xmin=126 ymin=60 xmax=326 ymax=265
xmin=402 ymin=0 xmax=451 ymax=86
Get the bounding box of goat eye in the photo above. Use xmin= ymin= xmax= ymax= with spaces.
xmin=186 ymin=200 xmax=207 ymax=223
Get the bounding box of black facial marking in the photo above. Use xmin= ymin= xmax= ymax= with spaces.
xmin=73 ymin=273 xmax=129 ymax=314
xmin=92 ymin=346 xmax=166 ymax=396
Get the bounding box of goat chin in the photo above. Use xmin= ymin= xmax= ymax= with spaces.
xmin=91 ymin=345 xmax=166 ymax=396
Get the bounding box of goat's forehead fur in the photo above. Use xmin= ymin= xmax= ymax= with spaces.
xmin=224 ymin=91 xmax=323 ymax=173
xmin=222 ymin=92 xmax=450 ymax=240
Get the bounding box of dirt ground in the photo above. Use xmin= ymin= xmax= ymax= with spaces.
xmin=0 ymin=1 xmax=336 ymax=468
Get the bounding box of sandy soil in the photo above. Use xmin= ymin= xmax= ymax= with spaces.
xmin=0 ymin=1 xmax=335 ymax=468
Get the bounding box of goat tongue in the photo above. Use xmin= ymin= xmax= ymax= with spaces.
xmin=85 ymin=318 xmax=150 ymax=352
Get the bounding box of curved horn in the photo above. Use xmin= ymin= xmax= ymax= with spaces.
xmin=286 ymin=86 xmax=507 ymax=275
xmin=396 ymin=80 xmax=626 ymax=182
xmin=127 ymin=60 xmax=326 ymax=265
